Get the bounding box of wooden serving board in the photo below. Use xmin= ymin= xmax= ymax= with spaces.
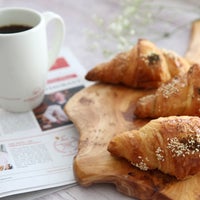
xmin=64 ymin=83 xmax=200 ymax=200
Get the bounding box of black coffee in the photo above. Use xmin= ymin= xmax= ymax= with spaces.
xmin=0 ymin=24 xmax=32 ymax=34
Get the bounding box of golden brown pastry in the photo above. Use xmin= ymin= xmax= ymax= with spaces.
xmin=107 ymin=116 xmax=200 ymax=180
xmin=134 ymin=64 xmax=200 ymax=118
xmin=85 ymin=39 xmax=190 ymax=89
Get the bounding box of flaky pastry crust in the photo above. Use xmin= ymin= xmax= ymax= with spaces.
xmin=108 ymin=116 xmax=200 ymax=180
xmin=134 ymin=64 xmax=200 ymax=118
xmin=86 ymin=39 xmax=190 ymax=89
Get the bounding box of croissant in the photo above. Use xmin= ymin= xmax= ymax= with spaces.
xmin=107 ymin=116 xmax=200 ymax=180
xmin=85 ymin=39 xmax=190 ymax=89
xmin=134 ymin=64 xmax=200 ymax=118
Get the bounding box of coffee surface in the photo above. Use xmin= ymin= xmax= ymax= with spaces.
xmin=0 ymin=24 xmax=32 ymax=34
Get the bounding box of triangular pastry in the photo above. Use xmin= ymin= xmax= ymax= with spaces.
xmin=85 ymin=39 xmax=190 ymax=89
xmin=134 ymin=64 xmax=200 ymax=118
xmin=107 ymin=116 xmax=200 ymax=180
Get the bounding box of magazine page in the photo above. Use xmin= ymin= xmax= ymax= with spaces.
xmin=0 ymin=48 xmax=87 ymax=198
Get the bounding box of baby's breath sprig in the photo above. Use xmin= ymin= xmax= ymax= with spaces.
xmin=86 ymin=0 xmax=200 ymax=58
xmin=86 ymin=0 xmax=153 ymax=57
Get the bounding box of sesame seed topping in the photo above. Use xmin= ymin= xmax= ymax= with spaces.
xmin=155 ymin=147 xmax=165 ymax=161
xmin=167 ymin=135 xmax=200 ymax=157
xmin=131 ymin=156 xmax=149 ymax=171
xmin=159 ymin=77 xmax=180 ymax=98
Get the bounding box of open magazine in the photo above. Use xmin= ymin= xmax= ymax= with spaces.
xmin=0 ymin=48 xmax=88 ymax=198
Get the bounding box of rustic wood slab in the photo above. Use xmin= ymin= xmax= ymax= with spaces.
xmin=64 ymin=83 xmax=200 ymax=200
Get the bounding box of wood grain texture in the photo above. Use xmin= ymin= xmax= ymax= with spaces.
xmin=65 ymin=83 xmax=200 ymax=200
xmin=185 ymin=19 xmax=200 ymax=65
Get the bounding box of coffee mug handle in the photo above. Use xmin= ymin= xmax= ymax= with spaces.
xmin=43 ymin=12 xmax=65 ymax=68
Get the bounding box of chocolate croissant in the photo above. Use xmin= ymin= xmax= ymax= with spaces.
xmin=107 ymin=116 xmax=200 ymax=180
xmin=134 ymin=64 xmax=200 ymax=118
xmin=85 ymin=39 xmax=190 ymax=89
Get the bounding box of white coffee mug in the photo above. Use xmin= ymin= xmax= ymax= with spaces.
xmin=0 ymin=7 xmax=65 ymax=112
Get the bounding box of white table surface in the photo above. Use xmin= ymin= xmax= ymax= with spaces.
xmin=1 ymin=0 xmax=200 ymax=199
